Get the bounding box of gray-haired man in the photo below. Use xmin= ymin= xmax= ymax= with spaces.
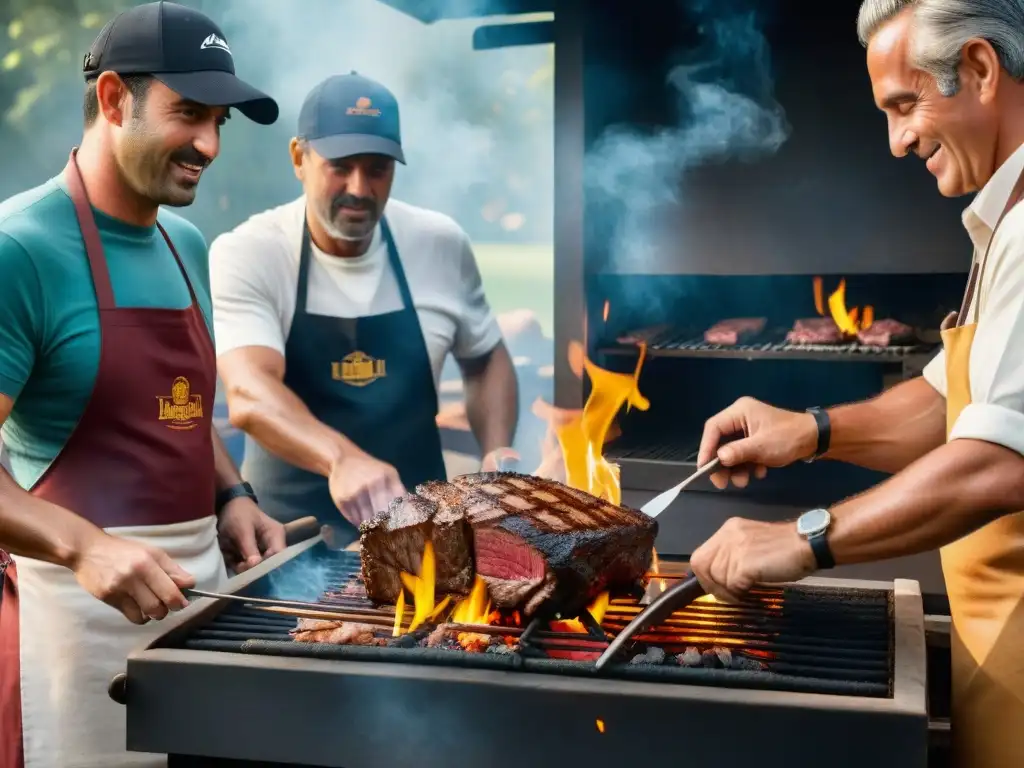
xmin=687 ymin=2 xmax=1024 ymax=765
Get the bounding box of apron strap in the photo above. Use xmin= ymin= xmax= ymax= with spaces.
xmin=380 ymin=217 xmax=415 ymax=311
xmin=298 ymin=216 xmax=358 ymax=348
xmin=958 ymin=164 xmax=1024 ymax=327
xmin=64 ymin=148 xmax=115 ymax=311
xmin=296 ymin=214 xmax=412 ymax=350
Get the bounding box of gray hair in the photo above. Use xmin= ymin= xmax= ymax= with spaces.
xmin=856 ymin=0 xmax=1024 ymax=96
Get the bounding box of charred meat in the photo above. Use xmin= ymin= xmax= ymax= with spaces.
xmin=703 ymin=317 xmax=766 ymax=345
xmin=857 ymin=318 xmax=914 ymax=347
xmin=360 ymin=472 xmax=658 ymax=617
xmin=785 ymin=317 xmax=844 ymax=344
xmin=360 ymin=492 xmax=474 ymax=603
xmin=290 ymin=619 xmax=386 ymax=646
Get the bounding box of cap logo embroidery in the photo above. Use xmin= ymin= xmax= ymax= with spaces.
xmin=200 ymin=34 xmax=231 ymax=54
xmin=346 ymin=96 xmax=382 ymax=117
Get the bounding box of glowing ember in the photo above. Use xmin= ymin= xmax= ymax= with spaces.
xmin=813 ymin=277 xmax=875 ymax=336
xmin=596 ymin=719 xmax=606 ymax=734
xmin=602 ymin=300 xmax=610 ymax=322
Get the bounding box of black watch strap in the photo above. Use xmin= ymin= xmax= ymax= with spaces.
xmin=805 ymin=406 xmax=831 ymax=462
xmin=808 ymin=532 xmax=835 ymax=569
xmin=216 ymin=481 xmax=258 ymax=514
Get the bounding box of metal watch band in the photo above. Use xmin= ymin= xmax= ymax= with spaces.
xmin=809 ymin=532 xmax=835 ymax=569
xmin=804 ymin=406 xmax=831 ymax=462
xmin=215 ymin=481 xmax=258 ymax=514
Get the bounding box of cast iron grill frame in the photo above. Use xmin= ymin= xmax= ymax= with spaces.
xmin=119 ymin=537 xmax=928 ymax=768
xmin=171 ymin=551 xmax=896 ymax=698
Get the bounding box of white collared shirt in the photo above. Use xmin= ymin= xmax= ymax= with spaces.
xmin=922 ymin=141 xmax=1024 ymax=456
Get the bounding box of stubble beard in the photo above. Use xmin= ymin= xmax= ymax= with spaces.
xmin=116 ymin=118 xmax=199 ymax=208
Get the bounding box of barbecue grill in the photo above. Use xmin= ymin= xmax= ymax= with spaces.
xmin=114 ymin=532 xmax=932 ymax=768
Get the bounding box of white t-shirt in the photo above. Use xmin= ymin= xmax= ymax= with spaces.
xmin=209 ymin=195 xmax=502 ymax=391
xmin=922 ymin=141 xmax=1024 ymax=457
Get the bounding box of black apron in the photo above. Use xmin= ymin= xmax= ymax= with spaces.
xmin=242 ymin=216 xmax=446 ymax=543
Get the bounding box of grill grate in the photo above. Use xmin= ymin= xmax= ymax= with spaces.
xmin=602 ymin=326 xmax=937 ymax=362
xmin=176 ymin=551 xmax=894 ymax=698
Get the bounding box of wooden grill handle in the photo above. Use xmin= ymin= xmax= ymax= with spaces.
xmin=283 ymin=516 xmax=322 ymax=546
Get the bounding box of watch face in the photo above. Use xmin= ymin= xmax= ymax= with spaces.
xmin=797 ymin=508 xmax=831 ymax=537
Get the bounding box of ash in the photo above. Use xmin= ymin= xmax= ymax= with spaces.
xmin=676 ymin=646 xmax=767 ymax=672
xmin=626 ymin=644 xmax=768 ymax=671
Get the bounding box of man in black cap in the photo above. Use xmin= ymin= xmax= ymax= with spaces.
xmin=211 ymin=73 xmax=519 ymax=541
xmin=0 ymin=3 xmax=281 ymax=766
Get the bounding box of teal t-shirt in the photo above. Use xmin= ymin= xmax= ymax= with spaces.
xmin=0 ymin=176 xmax=214 ymax=489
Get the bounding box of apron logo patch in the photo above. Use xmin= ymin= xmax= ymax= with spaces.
xmin=157 ymin=376 xmax=204 ymax=430
xmin=332 ymin=351 xmax=386 ymax=387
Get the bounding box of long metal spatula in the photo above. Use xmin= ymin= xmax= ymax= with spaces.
xmin=594 ymin=574 xmax=706 ymax=670
xmin=640 ymin=457 xmax=721 ymax=518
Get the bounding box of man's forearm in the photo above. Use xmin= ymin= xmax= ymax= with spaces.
xmin=212 ymin=426 xmax=243 ymax=490
xmin=226 ymin=373 xmax=359 ymax=477
xmin=824 ymin=377 xmax=947 ymax=473
xmin=460 ymin=342 xmax=518 ymax=455
xmin=0 ymin=467 xmax=100 ymax=568
xmin=829 ymin=438 xmax=1024 ymax=564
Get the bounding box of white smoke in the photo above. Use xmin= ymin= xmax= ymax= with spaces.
xmin=585 ymin=9 xmax=790 ymax=272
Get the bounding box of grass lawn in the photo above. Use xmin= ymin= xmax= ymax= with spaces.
xmin=472 ymin=242 xmax=554 ymax=336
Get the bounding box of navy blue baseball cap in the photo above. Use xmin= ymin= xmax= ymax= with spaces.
xmin=298 ymin=72 xmax=404 ymax=164
xmin=83 ymin=1 xmax=278 ymax=125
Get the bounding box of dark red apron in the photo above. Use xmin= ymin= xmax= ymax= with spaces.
xmin=0 ymin=149 xmax=217 ymax=768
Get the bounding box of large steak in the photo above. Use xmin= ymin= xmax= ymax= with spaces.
xmin=703 ymin=317 xmax=766 ymax=345
xmin=359 ymin=472 xmax=658 ymax=617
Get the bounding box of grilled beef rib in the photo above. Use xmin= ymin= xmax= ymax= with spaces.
xmin=703 ymin=317 xmax=766 ymax=345
xmin=360 ymin=472 xmax=658 ymax=617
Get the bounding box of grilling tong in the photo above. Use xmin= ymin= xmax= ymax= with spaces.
xmin=594 ymin=458 xmax=725 ymax=669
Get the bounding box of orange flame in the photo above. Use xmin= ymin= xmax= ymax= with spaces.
xmin=602 ymin=300 xmax=610 ymax=322
xmin=553 ymin=344 xmax=649 ymax=505
xmin=398 ymin=540 xmax=437 ymax=632
xmin=451 ymin=575 xmax=492 ymax=625
xmin=813 ymin=277 xmax=875 ymax=335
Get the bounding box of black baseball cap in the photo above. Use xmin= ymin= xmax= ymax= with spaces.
xmin=298 ymin=73 xmax=404 ymax=163
xmin=83 ymin=1 xmax=278 ymax=125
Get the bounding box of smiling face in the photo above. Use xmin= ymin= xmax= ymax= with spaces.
xmin=866 ymin=10 xmax=1001 ymax=197
xmin=112 ymin=77 xmax=228 ymax=207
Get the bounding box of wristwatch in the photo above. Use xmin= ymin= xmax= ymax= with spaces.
xmin=796 ymin=507 xmax=835 ymax=569
xmin=215 ymin=481 xmax=259 ymax=514
xmin=803 ymin=406 xmax=831 ymax=463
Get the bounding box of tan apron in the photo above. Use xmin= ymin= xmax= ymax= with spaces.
xmin=939 ymin=169 xmax=1024 ymax=768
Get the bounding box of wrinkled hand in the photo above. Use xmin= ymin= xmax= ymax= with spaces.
xmin=218 ymin=497 xmax=286 ymax=573
xmin=697 ymin=396 xmax=819 ymax=489
xmin=328 ymin=451 xmax=405 ymax=527
xmin=689 ymin=518 xmax=817 ymax=603
xmin=71 ymin=531 xmax=195 ymax=625
xmin=481 ymin=447 xmax=520 ymax=472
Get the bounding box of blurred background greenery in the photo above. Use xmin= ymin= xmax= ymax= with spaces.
xmin=0 ymin=0 xmax=554 ymax=334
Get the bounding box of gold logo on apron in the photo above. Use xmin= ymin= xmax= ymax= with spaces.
xmin=156 ymin=376 xmax=204 ymax=430
xmin=332 ymin=351 xmax=386 ymax=387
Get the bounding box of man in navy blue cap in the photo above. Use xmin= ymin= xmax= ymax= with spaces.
xmin=0 ymin=3 xmax=282 ymax=767
xmin=211 ymin=72 xmax=519 ymax=539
